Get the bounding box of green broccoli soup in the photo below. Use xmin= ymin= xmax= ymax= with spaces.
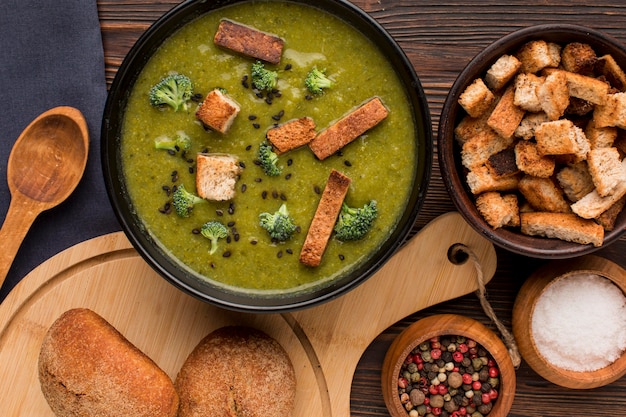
xmin=120 ymin=1 xmax=418 ymax=295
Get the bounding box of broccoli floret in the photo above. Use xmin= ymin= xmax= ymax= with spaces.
xmin=251 ymin=60 xmax=278 ymax=92
xmin=149 ymin=73 xmax=194 ymax=111
xmin=154 ymin=131 xmax=192 ymax=153
xmin=172 ymin=184 xmax=205 ymax=217
xmin=259 ymin=203 xmax=297 ymax=242
xmin=257 ymin=141 xmax=281 ymax=176
xmin=305 ymin=67 xmax=333 ymax=95
xmin=200 ymin=221 xmax=229 ymax=255
xmin=334 ymin=200 xmax=378 ymax=241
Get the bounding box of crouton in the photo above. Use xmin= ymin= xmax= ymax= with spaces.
xmin=514 ymin=140 xmax=555 ymax=178
xmin=514 ymin=112 xmax=550 ymax=140
xmin=516 ymin=40 xmax=561 ymax=74
xmin=561 ymin=42 xmax=597 ymax=74
xmin=195 ymin=89 xmax=240 ymax=134
xmin=487 ymin=148 xmax=519 ymax=178
xmin=537 ymin=70 xmax=570 ymax=120
xmin=485 ymin=54 xmax=522 ymax=91
xmin=534 ymin=119 xmax=590 ymax=161
xmin=564 ymin=71 xmax=609 ymax=105
xmin=571 ymin=158 xmax=626 ymax=218
xmin=487 ymin=85 xmax=526 ymax=139
xmin=466 ymin=165 xmax=520 ymax=195
xmin=587 ymin=147 xmax=626 ymax=197
xmin=513 ymin=73 xmax=544 ymax=112
xmin=299 ymin=170 xmax=351 ymax=267
xmin=520 ymin=212 xmax=604 ymax=247
xmin=266 ymin=117 xmax=316 ymax=154
xmin=585 ymin=119 xmax=617 ymax=149
xmin=213 ymin=19 xmax=284 ymax=64
xmin=476 ymin=192 xmax=520 ymax=228
xmin=458 ymin=79 xmax=496 ymax=118
xmin=195 ymin=153 xmax=242 ymax=201
xmin=518 ymin=175 xmax=571 ymax=213
xmin=556 ymin=162 xmax=595 ymax=202
xmin=596 ymin=54 xmax=626 ymax=91
xmin=309 ymin=97 xmax=388 ymax=160
xmin=461 ymin=128 xmax=514 ymax=170
xmin=454 ymin=114 xmax=494 ymax=144
xmin=593 ymin=92 xmax=626 ymax=128
xmin=596 ymin=195 xmax=626 ymax=231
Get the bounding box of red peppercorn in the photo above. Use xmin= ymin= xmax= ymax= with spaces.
xmin=430 ymin=348 xmax=442 ymax=360
xmin=413 ymin=353 xmax=423 ymax=363
xmin=452 ymin=351 xmax=464 ymax=362
xmin=488 ymin=366 xmax=499 ymax=377
xmin=481 ymin=393 xmax=491 ymax=404
xmin=431 ymin=341 xmax=441 ymax=350
xmin=437 ymin=384 xmax=448 ymax=395
xmin=457 ymin=343 xmax=469 ymax=353
xmin=459 ymin=406 xmax=467 ymax=416
xmin=432 ymin=407 xmax=442 ymax=416
xmin=429 ymin=385 xmax=439 ymax=395
xmin=453 ymin=366 xmax=459 ymax=372
xmin=404 ymin=354 xmax=414 ymax=365
xmin=489 ymin=388 xmax=499 ymax=400
xmin=488 ymin=358 xmax=496 ymax=367
xmin=451 ymin=412 xmax=461 ymax=417
xmin=423 ymin=397 xmax=430 ymax=406
xmin=472 ymin=380 xmax=482 ymax=390
xmin=398 ymin=377 xmax=409 ymax=389
xmin=462 ymin=373 xmax=473 ymax=385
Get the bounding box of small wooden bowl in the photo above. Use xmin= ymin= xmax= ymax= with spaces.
xmin=512 ymin=255 xmax=626 ymax=389
xmin=381 ymin=314 xmax=516 ymax=417
xmin=437 ymin=24 xmax=626 ymax=259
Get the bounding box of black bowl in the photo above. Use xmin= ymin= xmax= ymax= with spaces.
xmin=438 ymin=24 xmax=626 ymax=259
xmin=102 ymin=0 xmax=432 ymax=312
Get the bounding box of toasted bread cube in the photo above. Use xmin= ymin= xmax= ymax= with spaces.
xmin=593 ymin=92 xmax=626 ymax=128
xmin=454 ymin=114 xmax=493 ymax=145
xmin=458 ymin=78 xmax=496 ymax=117
xmin=309 ymin=97 xmax=388 ymax=160
xmin=585 ymin=119 xmax=617 ymax=149
xmin=213 ymin=19 xmax=284 ymax=64
xmin=195 ymin=153 xmax=242 ymax=201
xmin=556 ymin=162 xmax=595 ymax=202
xmin=476 ymin=192 xmax=520 ymax=229
xmin=514 ymin=112 xmax=550 ymax=140
xmin=466 ymin=165 xmax=520 ymax=195
xmin=561 ymin=42 xmax=597 ymax=74
xmin=487 ymin=85 xmax=526 ymax=139
xmin=565 ymin=96 xmax=595 ymax=116
xmin=520 ymin=212 xmax=604 ymax=247
xmin=516 ymin=40 xmax=561 ymax=74
xmin=461 ymin=129 xmax=514 ymax=170
xmin=571 ymin=158 xmax=626 ymax=218
xmin=518 ymin=175 xmax=571 ymax=213
xmin=195 ymin=89 xmax=240 ymax=134
xmin=514 ymin=140 xmax=555 ymax=178
xmin=487 ymin=148 xmax=519 ymax=178
xmin=513 ymin=73 xmax=544 ymax=112
xmin=537 ymin=70 xmax=570 ymax=120
xmin=299 ymin=170 xmax=351 ymax=267
xmin=485 ymin=54 xmax=522 ymax=91
xmin=564 ymin=71 xmax=609 ymax=105
xmin=535 ymin=119 xmax=590 ymax=161
xmin=266 ymin=117 xmax=316 ymax=154
xmin=596 ymin=195 xmax=626 ymax=231
xmin=596 ymin=54 xmax=626 ymax=91
xmin=587 ymin=147 xmax=626 ymax=197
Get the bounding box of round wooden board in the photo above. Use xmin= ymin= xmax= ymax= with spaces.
xmin=0 ymin=212 xmax=496 ymax=416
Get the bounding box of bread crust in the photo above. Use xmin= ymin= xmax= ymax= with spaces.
xmin=175 ymin=326 xmax=296 ymax=417
xmin=214 ymin=19 xmax=284 ymax=64
xmin=267 ymin=117 xmax=317 ymax=154
xmin=520 ymin=212 xmax=604 ymax=247
xmin=38 ymin=308 xmax=179 ymax=417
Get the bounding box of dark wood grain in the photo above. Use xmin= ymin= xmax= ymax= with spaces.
xmin=97 ymin=1 xmax=626 ymax=415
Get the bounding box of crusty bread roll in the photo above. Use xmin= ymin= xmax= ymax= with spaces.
xmin=38 ymin=308 xmax=179 ymax=417
xmin=175 ymin=326 xmax=296 ymax=417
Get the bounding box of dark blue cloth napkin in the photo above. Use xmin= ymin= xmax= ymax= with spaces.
xmin=0 ymin=0 xmax=122 ymax=301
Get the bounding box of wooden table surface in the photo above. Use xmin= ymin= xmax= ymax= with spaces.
xmin=97 ymin=1 xmax=626 ymax=415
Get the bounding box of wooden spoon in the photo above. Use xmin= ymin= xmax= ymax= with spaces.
xmin=0 ymin=106 xmax=89 ymax=287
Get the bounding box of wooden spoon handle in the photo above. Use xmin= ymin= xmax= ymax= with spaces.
xmin=0 ymin=196 xmax=40 ymax=289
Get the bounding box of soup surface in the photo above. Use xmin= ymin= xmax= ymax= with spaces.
xmin=121 ymin=0 xmax=418 ymax=294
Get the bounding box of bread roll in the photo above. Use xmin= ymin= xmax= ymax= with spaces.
xmin=175 ymin=326 xmax=296 ymax=417
xmin=38 ymin=308 xmax=179 ymax=417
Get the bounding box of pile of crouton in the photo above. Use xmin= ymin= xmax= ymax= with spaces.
xmin=455 ymin=39 xmax=626 ymax=247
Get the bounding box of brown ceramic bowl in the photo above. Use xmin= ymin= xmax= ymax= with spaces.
xmin=438 ymin=24 xmax=626 ymax=259
xmin=381 ymin=314 xmax=516 ymax=417
xmin=512 ymin=255 xmax=626 ymax=389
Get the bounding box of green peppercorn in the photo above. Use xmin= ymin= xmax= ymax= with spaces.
xmin=488 ymin=377 xmax=500 ymax=388
xmin=407 ymin=362 xmax=418 ymax=373
xmin=478 ymin=403 xmax=493 ymax=415
xmin=472 ymin=357 xmax=484 ymax=371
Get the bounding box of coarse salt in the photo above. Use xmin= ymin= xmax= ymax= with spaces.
xmin=531 ymin=273 xmax=626 ymax=372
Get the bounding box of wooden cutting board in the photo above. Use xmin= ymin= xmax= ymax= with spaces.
xmin=0 ymin=212 xmax=496 ymax=416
